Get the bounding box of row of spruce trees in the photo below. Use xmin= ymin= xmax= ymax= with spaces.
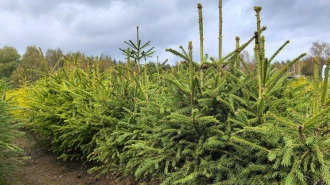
xmin=9 ymin=3 xmax=330 ymax=185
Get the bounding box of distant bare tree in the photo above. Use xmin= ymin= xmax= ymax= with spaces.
xmin=310 ymin=41 xmax=330 ymax=76
xmin=240 ymin=50 xmax=255 ymax=73
xmin=46 ymin=48 xmax=63 ymax=70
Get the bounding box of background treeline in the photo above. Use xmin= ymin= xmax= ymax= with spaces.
xmin=0 ymin=40 xmax=329 ymax=87
xmin=0 ymin=46 xmax=124 ymax=87
xmin=241 ymin=40 xmax=330 ymax=77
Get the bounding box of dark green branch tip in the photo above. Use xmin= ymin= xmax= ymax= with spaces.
xmin=235 ymin=36 xmax=240 ymax=41
xmin=298 ymin=124 xmax=304 ymax=132
xmin=254 ymin=6 xmax=262 ymax=12
xmin=197 ymin=3 xmax=202 ymax=9
xmin=254 ymin=31 xmax=259 ymax=43
xmin=286 ymin=40 xmax=290 ymax=44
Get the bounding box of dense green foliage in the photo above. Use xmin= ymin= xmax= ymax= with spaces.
xmin=18 ymin=4 xmax=330 ymax=185
xmin=0 ymin=79 xmax=21 ymax=177
xmin=11 ymin=46 xmax=48 ymax=86
xmin=0 ymin=46 xmax=20 ymax=80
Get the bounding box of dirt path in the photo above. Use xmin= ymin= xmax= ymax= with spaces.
xmin=1 ymin=131 xmax=118 ymax=185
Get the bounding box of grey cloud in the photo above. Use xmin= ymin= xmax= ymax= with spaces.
xmin=0 ymin=0 xmax=328 ymax=64
xmin=235 ymin=0 xmax=330 ymax=60
xmin=0 ymin=0 xmax=112 ymax=19
xmin=68 ymin=0 xmax=205 ymax=62
xmin=247 ymin=0 xmax=330 ymax=28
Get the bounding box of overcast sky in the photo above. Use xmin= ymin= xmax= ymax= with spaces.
xmin=0 ymin=0 xmax=329 ymax=64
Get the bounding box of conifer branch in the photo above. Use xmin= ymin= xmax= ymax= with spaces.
xmin=269 ymin=53 xmax=307 ymax=86
xmin=220 ymin=26 xmax=266 ymax=67
xmin=269 ymin=40 xmax=290 ymax=63
xmin=235 ymin=36 xmax=241 ymax=70
xmin=219 ymin=0 xmax=223 ymax=60
xmin=313 ymin=57 xmax=320 ymax=115
xmin=198 ymin=3 xmax=204 ymax=89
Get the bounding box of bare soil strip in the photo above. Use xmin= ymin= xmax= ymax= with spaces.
xmin=1 ymin=131 xmax=117 ymax=185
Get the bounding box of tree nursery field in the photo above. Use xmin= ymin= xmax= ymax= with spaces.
xmin=1 ymin=2 xmax=330 ymax=185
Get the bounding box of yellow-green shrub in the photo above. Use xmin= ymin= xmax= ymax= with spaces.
xmin=288 ymin=76 xmax=312 ymax=91
xmin=6 ymin=85 xmax=30 ymax=119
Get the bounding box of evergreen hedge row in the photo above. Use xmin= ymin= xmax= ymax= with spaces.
xmin=23 ymin=5 xmax=330 ymax=185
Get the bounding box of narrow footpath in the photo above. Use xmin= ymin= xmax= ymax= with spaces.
xmin=1 ymin=131 xmax=117 ymax=185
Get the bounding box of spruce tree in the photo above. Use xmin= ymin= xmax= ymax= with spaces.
xmin=0 ymin=79 xmax=22 ymax=177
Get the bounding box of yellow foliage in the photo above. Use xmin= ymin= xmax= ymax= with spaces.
xmin=288 ymin=77 xmax=312 ymax=91
xmin=6 ymin=85 xmax=30 ymax=119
